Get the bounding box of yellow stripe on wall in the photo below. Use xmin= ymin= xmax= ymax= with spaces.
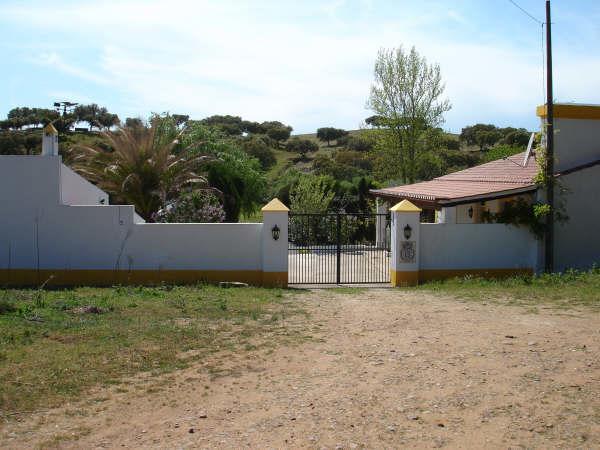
xmin=390 ymin=270 xmax=419 ymax=287
xmin=261 ymin=272 xmax=288 ymax=287
xmin=536 ymin=104 xmax=600 ymax=120
xmin=0 ymin=269 xmax=288 ymax=288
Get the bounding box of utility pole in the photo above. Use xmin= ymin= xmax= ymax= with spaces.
xmin=544 ymin=0 xmax=554 ymax=273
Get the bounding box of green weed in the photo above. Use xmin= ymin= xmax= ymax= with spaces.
xmin=0 ymin=298 xmax=17 ymax=314
xmin=0 ymin=284 xmax=302 ymax=419
xmin=418 ymin=267 xmax=600 ymax=308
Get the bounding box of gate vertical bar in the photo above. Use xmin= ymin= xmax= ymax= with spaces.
xmin=336 ymin=213 xmax=341 ymax=284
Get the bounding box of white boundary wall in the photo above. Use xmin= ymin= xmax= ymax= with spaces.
xmin=553 ymin=118 xmax=600 ymax=172
xmin=420 ymin=223 xmax=538 ymax=270
xmin=390 ymin=204 xmax=539 ymax=286
xmin=0 ymin=156 xmax=287 ymax=286
xmin=554 ymin=164 xmax=600 ymax=271
xmin=60 ymin=164 xmax=108 ymax=206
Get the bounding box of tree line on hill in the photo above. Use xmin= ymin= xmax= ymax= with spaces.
xmin=1 ymin=42 xmax=533 ymax=221
xmin=0 ymin=102 xmax=530 ymax=222
xmin=0 ymin=107 xmax=299 ymax=222
xmin=460 ymin=123 xmax=531 ymax=151
xmin=1 ymin=105 xmax=119 ymax=132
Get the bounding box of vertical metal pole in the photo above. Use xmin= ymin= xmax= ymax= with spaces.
xmin=336 ymin=213 xmax=341 ymax=284
xmin=545 ymin=0 xmax=555 ymax=273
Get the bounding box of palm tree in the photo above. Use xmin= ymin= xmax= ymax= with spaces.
xmin=71 ymin=121 xmax=212 ymax=220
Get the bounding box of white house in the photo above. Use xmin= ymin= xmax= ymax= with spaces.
xmin=373 ymin=103 xmax=600 ymax=276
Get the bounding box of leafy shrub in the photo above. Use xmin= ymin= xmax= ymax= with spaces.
xmin=415 ymin=152 xmax=445 ymax=181
xmin=269 ymin=168 xmax=303 ymax=206
xmin=199 ymin=115 xmax=245 ymax=136
xmin=286 ymin=137 xmax=319 ymax=158
xmin=338 ymin=134 xmax=375 ymax=152
xmin=481 ymin=145 xmax=524 ymax=163
xmin=313 ymin=154 xmax=367 ymax=181
xmin=440 ymin=148 xmax=481 ymax=167
xmin=183 ymin=122 xmax=267 ymax=222
xmin=440 ymin=134 xmax=460 ymax=151
xmin=502 ymin=129 xmax=531 ymax=148
xmin=481 ymin=197 xmax=560 ymax=239
xmin=316 ymin=127 xmax=348 ymax=146
xmin=262 ymin=121 xmax=293 ymax=142
xmin=240 ymin=136 xmax=276 ymax=169
xmin=334 ymin=150 xmax=372 ymax=171
xmin=290 ymin=175 xmax=335 ymax=213
xmin=0 ymin=131 xmax=41 ymax=155
xmin=154 ymin=190 xmax=225 ymax=223
xmin=0 ymin=298 xmax=17 ymax=314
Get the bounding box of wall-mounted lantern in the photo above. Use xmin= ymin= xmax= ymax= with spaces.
xmin=271 ymin=224 xmax=280 ymax=241
xmin=468 ymin=206 xmax=474 ymax=219
xmin=403 ymin=224 xmax=412 ymax=240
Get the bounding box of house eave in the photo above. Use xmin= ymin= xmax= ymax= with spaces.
xmin=370 ymin=184 xmax=537 ymax=208
xmin=369 ymin=189 xmax=439 ymax=208
xmin=437 ymin=185 xmax=537 ymax=207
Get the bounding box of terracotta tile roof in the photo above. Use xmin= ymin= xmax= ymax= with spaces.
xmin=371 ymin=152 xmax=538 ymax=204
xmin=438 ymin=152 xmax=538 ymax=183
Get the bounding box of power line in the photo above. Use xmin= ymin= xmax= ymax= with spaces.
xmin=507 ymin=1 xmax=547 ymax=106
xmin=508 ymin=0 xmax=544 ymax=25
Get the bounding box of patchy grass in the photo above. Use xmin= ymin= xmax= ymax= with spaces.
xmin=417 ymin=268 xmax=600 ymax=309
xmin=0 ymin=285 xmax=303 ymax=418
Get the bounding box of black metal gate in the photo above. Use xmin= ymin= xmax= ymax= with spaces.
xmin=288 ymin=213 xmax=390 ymax=284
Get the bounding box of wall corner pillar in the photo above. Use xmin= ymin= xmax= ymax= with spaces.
xmin=390 ymin=200 xmax=421 ymax=287
xmin=261 ymin=198 xmax=289 ymax=287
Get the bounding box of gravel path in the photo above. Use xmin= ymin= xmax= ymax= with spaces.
xmin=2 ymin=289 xmax=599 ymax=448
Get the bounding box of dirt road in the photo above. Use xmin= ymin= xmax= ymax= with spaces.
xmin=2 ymin=289 xmax=599 ymax=448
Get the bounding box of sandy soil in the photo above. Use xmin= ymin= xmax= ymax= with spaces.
xmin=2 ymin=289 xmax=599 ymax=449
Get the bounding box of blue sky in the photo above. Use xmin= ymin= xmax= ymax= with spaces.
xmin=1 ymin=0 xmax=599 ymax=133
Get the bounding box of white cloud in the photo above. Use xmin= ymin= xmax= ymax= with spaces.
xmin=33 ymin=52 xmax=110 ymax=85
xmin=446 ymin=10 xmax=468 ymax=25
xmin=3 ymin=0 xmax=600 ymax=132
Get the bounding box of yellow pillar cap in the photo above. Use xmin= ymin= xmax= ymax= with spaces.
xmin=390 ymin=199 xmax=422 ymax=212
xmin=261 ymin=198 xmax=290 ymax=212
xmin=44 ymin=123 xmax=58 ymax=135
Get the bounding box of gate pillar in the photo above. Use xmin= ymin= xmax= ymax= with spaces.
xmin=390 ymin=200 xmax=421 ymax=287
xmin=261 ymin=198 xmax=289 ymax=287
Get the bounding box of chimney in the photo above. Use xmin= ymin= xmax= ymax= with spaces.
xmin=42 ymin=123 xmax=59 ymax=156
